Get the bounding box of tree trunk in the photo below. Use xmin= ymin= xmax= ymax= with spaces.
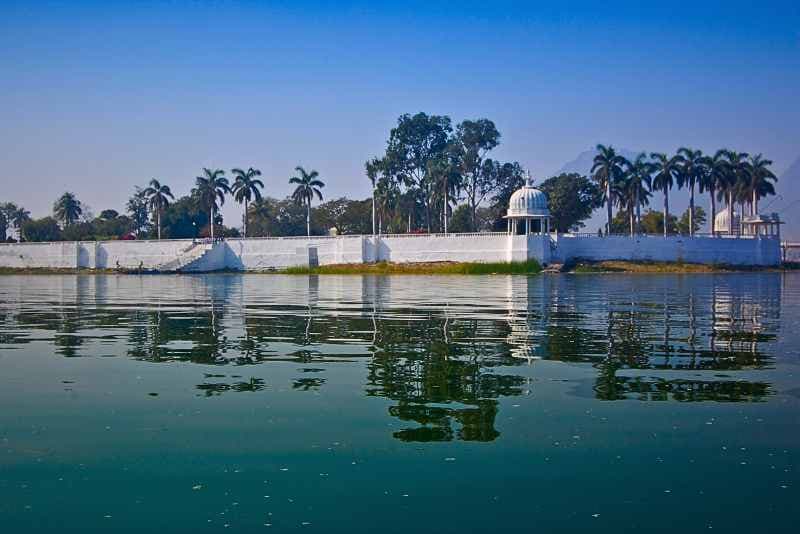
xmin=663 ymin=186 xmax=669 ymax=237
xmin=629 ymin=208 xmax=634 ymax=237
xmin=210 ymin=203 xmax=215 ymax=240
xmin=728 ymin=191 xmax=733 ymax=235
xmin=635 ymin=189 xmax=640 ymax=235
xmin=710 ymin=186 xmax=716 ymax=236
xmin=443 ymin=176 xmax=448 ymax=234
xmin=372 ymin=189 xmax=376 ymax=235
xmin=244 ymin=199 xmax=248 ymax=238
xmin=157 ymin=208 xmax=161 ymax=240
xmin=753 ymin=189 xmax=758 ymax=216
xmin=306 ymin=200 xmax=311 ymax=237
xmin=606 ymin=181 xmax=612 ymax=236
xmin=689 ymin=183 xmax=695 ymax=237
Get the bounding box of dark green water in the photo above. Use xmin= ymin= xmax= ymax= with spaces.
xmin=0 ymin=273 xmax=798 ymax=533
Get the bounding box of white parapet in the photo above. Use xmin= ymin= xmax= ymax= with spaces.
xmin=0 ymin=232 xmax=783 ymax=270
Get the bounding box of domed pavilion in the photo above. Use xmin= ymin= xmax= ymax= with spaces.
xmin=505 ymin=178 xmax=551 ymax=235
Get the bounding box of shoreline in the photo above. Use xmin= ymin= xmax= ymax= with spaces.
xmin=0 ymin=260 xmax=796 ymax=276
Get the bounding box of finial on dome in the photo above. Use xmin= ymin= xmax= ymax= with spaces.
xmin=526 ymin=170 xmax=534 ymax=186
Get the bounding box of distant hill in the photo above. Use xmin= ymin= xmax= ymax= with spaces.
xmin=775 ymin=156 xmax=800 ymax=241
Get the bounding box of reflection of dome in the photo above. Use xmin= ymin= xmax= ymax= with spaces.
xmin=713 ymin=209 xmax=740 ymax=233
xmin=507 ymin=181 xmax=549 ymax=218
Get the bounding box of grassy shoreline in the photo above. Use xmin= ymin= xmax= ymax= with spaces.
xmin=0 ymin=260 xmax=795 ymax=276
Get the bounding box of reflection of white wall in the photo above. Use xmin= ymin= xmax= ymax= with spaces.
xmin=0 ymin=233 xmax=783 ymax=270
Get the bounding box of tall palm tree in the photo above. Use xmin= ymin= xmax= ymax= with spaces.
xmin=290 ymin=166 xmax=324 ymax=236
xmin=194 ymin=168 xmax=230 ymax=239
xmin=591 ymin=144 xmax=626 ymax=235
xmin=747 ymin=154 xmax=777 ymax=215
xmin=143 ymin=178 xmax=174 ymax=239
xmin=621 ymin=153 xmax=653 ymax=236
xmin=721 ymin=150 xmax=751 ymax=234
xmin=677 ymin=148 xmax=704 ymax=236
xmin=699 ymin=150 xmax=728 ymax=236
xmin=650 ymin=152 xmax=684 ymax=237
xmin=231 ymin=167 xmax=264 ymax=238
xmin=53 ymin=192 xmax=82 ymax=227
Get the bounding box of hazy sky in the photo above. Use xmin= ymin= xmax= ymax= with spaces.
xmin=2 ymin=0 xmax=799 ymax=225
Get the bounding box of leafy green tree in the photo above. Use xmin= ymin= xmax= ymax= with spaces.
xmin=247 ymin=197 xmax=307 ymax=237
xmin=487 ymin=162 xmax=526 ymax=231
xmin=677 ymin=206 xmax=707 ymax=235
xmin=312 ymin=197 xmax=372 ymax=235
xmin=591 ymin=144 xmax=626 ymax=234
xmin=639 ymin=209 xmax=678 ymax=235
xmin=650 ymin=152 xmax=684 ymax=237
xmin=452 ymin=119 xmax=500 ymax=231
xmin=53 ymin=192 xmax=83 ymax=227
xmin=0 ymin=203 xmax=17 ymax=241
xmin=21 ymin=217 xmax=62 ymax=242
xmin=290 ymin=166 xmax=325 ymax=236
xmin=126 ymin=187 xmax=150 ymax=237
xmin=194 ymin=168 xmax=229 ymax=239
xmin=375 ymin=112 xmax=452 ymax=232
xmin=231 ymin=167 xmax=264 ymax=238
xmin=538 ymin=173 xmax=603 ymax=233
xmin=159 ymin=195 xmax=207 ymax=239
xmin=99 ymin=209 xmax=119 ymax=220
xmin=143 ymin=178 xmax=174 ymax=239
xmin=677 ymin=148 xmax=704 ymax=236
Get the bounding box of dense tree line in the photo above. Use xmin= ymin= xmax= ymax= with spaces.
xmin=591 ymin=145 xmax=777 ymax=236
xmin=1 ymin=113 xmax=779 ymax=242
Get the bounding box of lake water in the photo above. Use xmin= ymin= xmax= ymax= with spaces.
xmin=0 ymin=273 xmax=798 ymax=533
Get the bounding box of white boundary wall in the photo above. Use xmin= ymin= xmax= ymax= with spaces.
xmin=0 ymin=233 xmax=782 ymax=270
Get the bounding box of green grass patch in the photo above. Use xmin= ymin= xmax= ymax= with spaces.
xmin=280 ymin=260 xmax=542 ymax=275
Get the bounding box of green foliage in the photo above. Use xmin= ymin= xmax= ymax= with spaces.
xmin=539 ymin=173 xmax=602 ymax=232
xmin=247 ymin=197 xmax=307 ymax=237
xmin=677 ymin=206 xmax=707 ymax=235
xmin=53 ymin=192 xmax=83 ymax=226
xmin=312 ymin=197 xmax=372 ymax=235
xmin=21 ymin=217 xmax=62 ymax=242
xmin=126 ymin=187 xmax=150 ymax=237
xmin=158 ymin=195 xmax=207 ymax=239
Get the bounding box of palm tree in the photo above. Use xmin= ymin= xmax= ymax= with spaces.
xmin=650 ymin=152 xmax=684 ymax=237
xmin=591 ymin=144 xmax=626 ymax=235
xmin=721 ymin=150 xmax=751 ymax=234
xmin=194 ymin=168 xmax=230 ymax=239
xmin=677 ymin=148 xmax=704 ymax=236
xmin=290 ymin=166 xmax=324 ymax=236
xmin=53 ymin=192 xmax=82 ymax=227
xmin=699 ymin=151 xmax=728 ymax=235
xmin=143 ymin=179 xmax=174 ymax=239
xmin=621 ymin=153 xmax=653 ymax=236
xmin=11 ymin=206 xmax=31 ymax=235
xmin=231 ymin=167 xmax=264 ymax=238
xmin=747 ymin=154 xmax=777 ymax=215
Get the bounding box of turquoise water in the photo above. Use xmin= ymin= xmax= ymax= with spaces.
xmin=0 ymin=273 xmax=798 ymax=533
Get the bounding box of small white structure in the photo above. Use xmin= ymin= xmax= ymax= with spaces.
xmin=505 ymin=178 xmax=551 ymax=235
xmin=714 ymin=208 xmax=741 ymax=235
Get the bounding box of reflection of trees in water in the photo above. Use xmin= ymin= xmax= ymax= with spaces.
xmin=366 ymin=316 xmax=526 ymax=443
xmin=0 ymin=274 xmax=784 ymax=412
xmin=506 ymin=275 xmax=781 ymax=403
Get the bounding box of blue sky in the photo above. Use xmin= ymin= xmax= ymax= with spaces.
xmin=2 ymin=0 xmax=799 ymax=225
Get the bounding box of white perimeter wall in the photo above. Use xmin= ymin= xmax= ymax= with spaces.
xmin=0 ymin=233 xmax=782 ymax=270
xmin=552 ymin=234 xmax=781 ymax=266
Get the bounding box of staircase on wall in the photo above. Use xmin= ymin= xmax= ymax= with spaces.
xmin=156 ymin=242 xmax=214 ymax=272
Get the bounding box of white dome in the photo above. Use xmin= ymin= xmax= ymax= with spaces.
xmin=714 ymin=209 xmax=740 ymax=233
xmin=507 ymin=182 xmax=549 ymax=218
